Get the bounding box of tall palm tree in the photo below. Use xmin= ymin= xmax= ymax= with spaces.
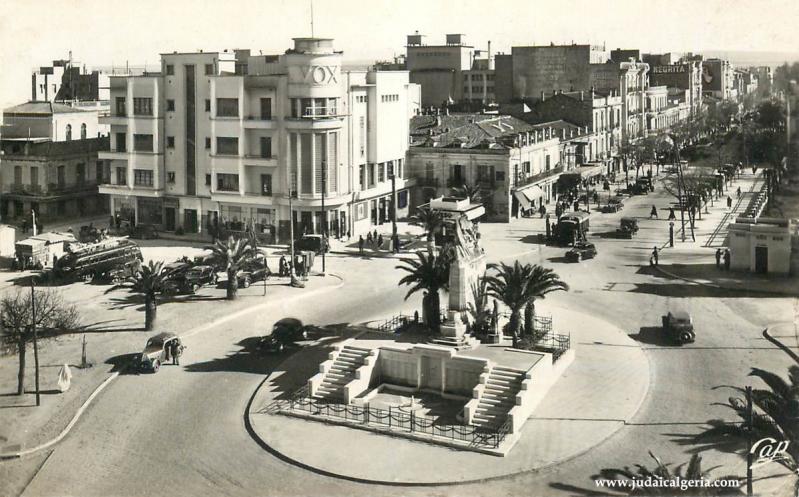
xmin=523 ymin=265 xmax=569 ymax=338
xmin=206 ymin=236 xmax=253 ymax=300
xmin=697 ymin=330 xmax=799 ymax=487
xmin=599 ymin=451 xmax=743 ymax=495
xmin=125 ymin=260 xmax=166 ymax=331
xmin=410 ymin=206 xmax=445 ymax=255
xmin=395 ymin=251 xmax=451 ymax=331
xmin=485 ymin=261 xmax=535 ymax=347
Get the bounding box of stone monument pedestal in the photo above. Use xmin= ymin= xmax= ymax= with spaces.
xmin=432 ymin=310 xmax=477 ymax=349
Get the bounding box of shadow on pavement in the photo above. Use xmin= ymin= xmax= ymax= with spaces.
xmin=519 ymin=234 xmax=547 ymax=245
xmin=106 ymin=352 xmax=141 ymax=375
xmin=626 ymin=282 xmax=771 ymax=299
xmin=628 ymin=326 xmax=678 ymax=347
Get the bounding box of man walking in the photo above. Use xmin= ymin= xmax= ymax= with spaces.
xmin=715 ymin=249 xmax=722 ymax=268
xmin=650 ymin=205 xmax=659 ymax=219
xmin=723 ymin=249 xmax=731 ymax=270
xmin=377 ymin=234 xmax=384 ymax=250
xmin=358 ymin=235 xmax=364 ymax=255
xmin=736 ymin=186 xmax=741 ymax=198
xmin=726 ymin=196 xmax=733 ymax=209
xmin=366 ymin=231 xmax=372 ymax=245
xmin=651 ymin=246 xmax=659 ymax=266
xmin=668 ymin=207 xmax=676 ymax=221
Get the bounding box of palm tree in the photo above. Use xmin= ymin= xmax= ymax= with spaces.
xmin=205 ymin=236 xmax=253 ymax=300
xmin=467 ymin=275 xmax=491 ymax=340
xmin=126 ymin=260 xmax=166 ymax=331
xmin=450 ymin=183 xmax=483 ymax=203
xmin=485 ymin=261 xmax=535 ymax=347
xmin=523 ymin=265 xmax=569 ymax=338
xmin=395 ymin=251 xmax=451 ymax=331
xmin=696 ymin=329 xmax=799 ymax=486
xmin=599 ymin=451 xmax=743 ymax=495
xmin=410 ymin=206 xmax=445 ymax=255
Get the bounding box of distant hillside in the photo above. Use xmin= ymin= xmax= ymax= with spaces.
xmin=701 ymin=50 xmax=799 ymax=68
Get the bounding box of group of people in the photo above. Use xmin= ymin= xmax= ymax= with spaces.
xmin=715 ymin=248 xmax=732 ymax=271
xmin=277 ymin=255 xmax=309 ymax=278
xmin=649 ymin=205 xmax=678 ymax=220
xmin=357 ymin=230 xmax=401 ymax=255
xmin=163 ymin=339 xmax=183 ymax=366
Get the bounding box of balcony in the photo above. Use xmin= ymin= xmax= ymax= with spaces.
xmin=513 ymin=165 xmax=564 ymax=188
xmin=301 ymin=107 xmax=342 ymax=119
xmin=99 ymin=114 xmax=129 ymax=126
xmin=243 ymin=116 xmax=276 ymax=129
xmin=243 ymin=155 xmax=278 ymax=167
xmin=416 ymin=177 xmax=440 ymax=188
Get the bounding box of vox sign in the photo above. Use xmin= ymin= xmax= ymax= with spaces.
xmin=300 ymin=65 xmax=339 ymax=85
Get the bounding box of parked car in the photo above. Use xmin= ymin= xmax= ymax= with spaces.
xmin=662 ymin=311 xmax=696 ymax=345
xmin=295 ymin=234 xmax=329 ymax=255
xmin=616 ymin=217 xmax=639 ymax=239
xmin=234 ymin=256 xmax=271 ymax=288
xmin=631 ymin=177 xmax=653 ymax=195
xmin=601 ymin=198 xmax=624 ymax=213
xmin=565 ymin=241 xmax=598 ymax=262
xmin=259 ymin=318 xmax=308 ymax=353
xmin=163 ymin=265 xmax=217 ymax=294
xmin=102 ymin=260 xmax=142 ymax=284
xmin=139 ymin=332 xmax=185 ymax=372
xmin=130 ymin=224 xmax=159 ymax=240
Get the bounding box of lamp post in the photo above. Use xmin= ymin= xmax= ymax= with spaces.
xmin=669 ymin=221 xmax=674 ymax=248
xmin=320 ymin=160 xmax=326 ymax=275
xmin=29 ymin=278 xmax=40 ymax=406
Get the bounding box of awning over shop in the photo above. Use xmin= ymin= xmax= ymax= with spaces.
xmin=513 ymin=185 xmax=545 ymax=207
xmin=577 ymin=163 xmax=605 ymax=179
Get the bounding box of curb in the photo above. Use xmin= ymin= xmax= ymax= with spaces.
xmin=0 ymin=273 xmax=345 ymax=461
xmin=652 ymin=264 xmax=797 ymax=297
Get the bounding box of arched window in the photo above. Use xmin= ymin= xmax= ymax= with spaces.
xmin=80 ymin=123 xmax=87 ymax=140
xmin=65 ymin=124 xmax=72 ymax=141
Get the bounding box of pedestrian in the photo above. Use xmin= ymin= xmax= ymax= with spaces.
xmin=573 ymin=200 xmax=579 ymax=212
xmin=373 ymin=229 xmax=378 ymax=243
xmin=21 ymin=219 xmax=28 ymax=234
xmin=358 ymin=235 xmax=364 ymax=254
xmin=650 ymin=205 xmax=658 ymax=219
xmin=723 ymin=249 xmax=731 ymax=270
xmin=377 ymin=234 xmax=384 ymax=249
xmin=715 ymin=249 xmax=721 ymax=268
xmin=736 ymin=186 xmax=741 ymax=198
xmin=726 ymin=196 xmax=732 ymax=209
xmin=171 ymin=340 xmax=180 ymax=365
xmin=652 ymin=246 xmax=659 ymax=266
xmin=392 ymin=234 xmax=400 ymax=254
xmin=366 ymin=231 xmax=373 ymax=244
xmin=347 ymin=230 xmax=351 ymax=241
xmin=539 ymin=204 xmax=546 ymax=218
xmin=668 ymin=207 xmax=676 ymax=221
xmin=115 ymin=214 xmax=121 ymax=230
xmin=278 ymin=256 xmax=286 ymax=276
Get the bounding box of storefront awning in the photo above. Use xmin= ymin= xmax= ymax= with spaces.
xmin=577 ymin=163 xmax=605 ymax=178
xmin=513 ymin=185 xmax=545 ymax=206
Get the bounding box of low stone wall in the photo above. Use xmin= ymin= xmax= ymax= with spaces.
xmin=508 ymin=349 xmax=575 ymax=432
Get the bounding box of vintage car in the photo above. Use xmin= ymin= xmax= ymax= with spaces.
xmin=139 ymin=332 xmax=185 ymax=372
xmin=662 ymin=311 xmax=696 ymax=345
xmin=259 ymin=318 xmax=308 ymax=353
xmin=565 ymin=241 xmax=598 ymax=262
xmin=163 ymin=265 xmax=218 ymax=294
xmin=601 ymin=198 xmax=624 ymax=213
xmin=616 ymin=217 xmax=640 ymax=239
xmin=295 ymin=234 xmax=329 ymax=255
xmin=631 ymin=177 xmax=654 ymax=195
xmin=101 ymin=260 xmax=142 ymax=284
xmin=234 ymin=256 xmax=271 ymax=289
xmin=129 ymin=224 xmax=159 ymax=240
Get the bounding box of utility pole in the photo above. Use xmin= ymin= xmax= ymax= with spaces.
xmin=30 ymin=278 xmax=40 ymax=406
xmin=746 ymin=385 xmax=753 ymax=496
xmin=390 ymin=172 xmax=398 ymax=237
xmin=287 ymin=173 xmax=300 ymax=287
xmin=675 ymin=147 xmax=687 ymax=242
xmin=320 ymin=160 xmax=326 ymax=275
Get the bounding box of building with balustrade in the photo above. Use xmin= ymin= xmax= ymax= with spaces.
xmin=407 ymin=114 xmax=562 ymax=222
xmin=98 ymin=38 xmax=420 ymax=241
xmin=0 ymin=101 xmax=108 ymax=222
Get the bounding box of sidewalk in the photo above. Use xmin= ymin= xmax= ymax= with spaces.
xmin=654 ymin=171 xmax=798 ymax=296
xmin=0 ymin=264 xmax=343 ymax=458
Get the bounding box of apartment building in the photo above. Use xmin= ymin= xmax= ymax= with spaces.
xmin=0 ymin=102 xmax=108 ymax=221
xmin=407 ymin=114 xmax=561 ymax=222
xmin=98 ymin=37 xmax=420 ymax=241
xmin=405 ymin=33 xmax=474 ymax=107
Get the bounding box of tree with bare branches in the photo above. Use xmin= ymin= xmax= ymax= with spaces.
xmin=0 ymin=288 xmax=80 ymax=395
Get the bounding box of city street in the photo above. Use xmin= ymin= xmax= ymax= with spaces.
xmin=7 ymin=174 xmax=797 ymax=497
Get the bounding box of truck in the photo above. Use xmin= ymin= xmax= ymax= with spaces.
xmin=53 ymin=237 xmax=143 ymax=281
xmin=14 ymin=232 xmax=77 ymax=270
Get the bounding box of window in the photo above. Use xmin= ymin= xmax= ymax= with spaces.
xmin=167 ymin=172 xmax=175 ymax=183
xmin=167 ymin=136 xmax=175 ymax=148
xmin=116 ymin=132 xmax=126 ymax=152
xmin=397 ymin=158 xmax=403 ymax=178
xmin=378 ymin=162 xmax=385 ymax=182
xmin=166 ymin=99 xmax=175 ymax=111
xmin=260 ymin=98 xmax=272 ymax=120
xmin=261 ymin=174 xmax=272 ymax=196
xmin=216 ymin=137 xmax=238 ymax=155
xmin=116 ymin=167 xmax=127 ymax=185
xmin=260 ymin=137 xmax=272 ymax=158
xmin=133 ymin=134 xmax=154 ymax=152
xmin=115 ymin=97 xmax=126 ymax=116
xmin=205 ymin=137 xmax=211 ymax=149
xmin=398 ymin=190 xmax=408 ymax=209
xmin=368 ymin=163 xmax=375 ymax=188
xmin=133 ymin=97 xmax=153 ymax=116
xmin=134 ymin=169 xmax=153 ymax=187
xmin=65 ymin=124 xmax=72 ymax=141
xmin=80 ymin=123 xmax=87 ymax=140
xmin=495 ymin=170 xmax=505 ymax=182
xmin=216 ymin=173 xmax=239 ymax=191
xmin=204 ymin=63 xmax=213 ymax=75
xmin=522 ymin=161 xmax=530 ymax=174
xmin=166 ymin=64 xmax=174 ymax=76
xmin=95 ymin=162 xmax=103 ymax=183
xmin=205 ymin=174 xmax=211 ymax=186
xmin=205 ymin=99 xmax=211 ymax=112
xmin=477 ymin=165 xmax=494 ymax=183
xmin=216 ymin=98 xmax=238 ymax=117
xmin=76 ymin=163 xmax=85 ymax=185
xmin=358 ymin=164 xmax=365 ymax=190
xmin=30 ymin=166 xmax=39 ymax=187
xmin=545 ymin=155 xmax=551 ymax=171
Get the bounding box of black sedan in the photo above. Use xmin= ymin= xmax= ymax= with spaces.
xmin=565 ymin=242 xmax=598 ymax=262
xmin=259 ymin=318 xmax=308 ymax=353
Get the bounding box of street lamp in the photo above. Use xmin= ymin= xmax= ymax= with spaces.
xmin=669 ymin=221 xmax=674 ymax=247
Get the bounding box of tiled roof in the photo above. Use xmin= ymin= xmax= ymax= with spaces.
xmin=4 ymin=101 xmax=88 ymax=115
xmin=412 ymin=115 xmax=535 ymax=149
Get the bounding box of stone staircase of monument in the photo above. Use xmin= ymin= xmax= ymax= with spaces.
xmin=471 ymin=366 xmax=526 ymax=429
xmin=314 ymin=345 xmax=372 ymax=401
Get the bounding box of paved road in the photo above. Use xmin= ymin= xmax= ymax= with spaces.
xmin=14 ymin=177 xmax=799 ymax=497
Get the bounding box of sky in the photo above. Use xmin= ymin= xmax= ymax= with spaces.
xmin=1 ymin=0 xmax=798 ymax=109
